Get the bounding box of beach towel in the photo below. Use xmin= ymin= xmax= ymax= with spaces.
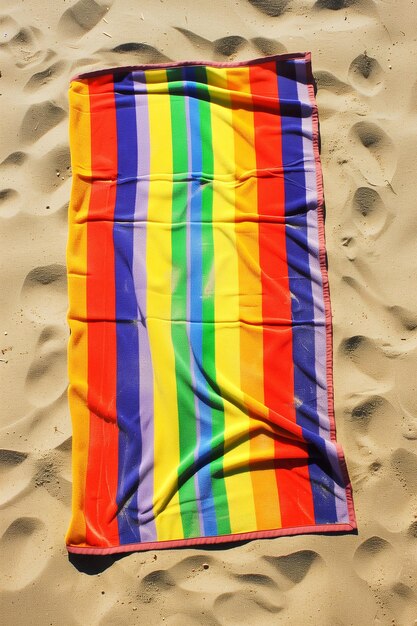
xmin=66 ymin=53 xmax=356 ymax=555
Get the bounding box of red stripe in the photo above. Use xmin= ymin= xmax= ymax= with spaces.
xmin=85 ymin=74 xmax=119 ymax=546
xmin=249 ymin=62 xmax=315 ymax=526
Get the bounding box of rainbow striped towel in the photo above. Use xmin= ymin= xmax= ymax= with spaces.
xmin=66 ymin=53 xmax=356 ymax=555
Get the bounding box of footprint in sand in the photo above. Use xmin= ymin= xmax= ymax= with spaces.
xmin=21 ymin=264 xmax=67 ymax=324
xmin=213 ymin=36 xmax=247 ymax=57
xmin=340 ymin=333 xmax=400 ymax=453
xmin=315 ymin=70 xmax=352 ymax=95
xmin=24 ymin=325 xmax=68 ymax=409
xmin=315 ymin=70 xmax=367 ymax=121
xmin=251 ymin=37 xmax=287 ymax=56
xmin=24 ymin=61 xmax=67 ymax=92
xmin=0 ymin=188 xmax=20 ymax=218
xmin=19 ymin=101 xmax=66 ymax=145
xmin=390 ymin=448 xmax=417 ymax=495
xmin=347 ymin=395 xmax=398 ymax=478
xmin=1 ymin=151 xmax=28 ymax=167
xmin=349 ymin=394 xmax=392 ymax=431
xmin=246 ymin=0 xmax=289 ymax=17
xmin=352 ymin=186 xmax=392 ymax=238
xmin=0 ymin=152 xmax=27 ymax=218
xmin=349 ymin=121 xmax=396 ymax=186
xmin=353 ymin=536 xmax=399 ymax=586
xmin=110 ymin=42 xmax=170 ymax=63
xmin=32 ymin=145 xmax=71 ymax=194
xmin=33 ymin=446 xmax=72 ymax=505
xmin=340 ymin=334 xmax=391 ymax=379
xmin=0 ymin=517 xmax=48 ymax=591
xmin=388 ymin=305 xmax=417 ymax=333
xmin=0 ymin=449 xmax=31 ymax=507
xmin=354 ymin=536 xmax=416 ymax=623
xmin=407 ymin=521 xmax=417 ymax=539
xmin=314 ymin=0 xmax=375 ymax=13
xmin=263 ymin=550 xmax=324 ymax=589
xmin=349 ymin=53 xmax=384 ymax=95
xmin=214 ymin=589 xmax=283 ymax=625
xmin=0 ymin=15 xmax=44 ymax=68
xmin=58 ymin=0 xmax=108 ymax=39
xmin=177 ymin=29 xmax=247 ymax=59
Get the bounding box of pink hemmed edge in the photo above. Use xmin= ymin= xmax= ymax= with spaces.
xmin=67 ymin=521 xmax=356 ymax=555
xmin=305 ymin=52 xmax=357 ymax=531
xmin=70 ymin=52 xmax=309 ymax=83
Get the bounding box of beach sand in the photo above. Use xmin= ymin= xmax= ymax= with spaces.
xmin=1 ymin=0 xmax=416 ymax=624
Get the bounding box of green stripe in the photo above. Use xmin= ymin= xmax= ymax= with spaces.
xmin=167 ymin=67 xmax=199 ymax=538
xmin=194 ymin=66 xmax=231 ymax=535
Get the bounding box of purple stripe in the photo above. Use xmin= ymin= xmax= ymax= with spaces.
xmin=133 ymin=70 xmax=157 ymax=541
xmin=295 ymin=61 xmax=329 ymax=439
xmin=324 ymin=440 xmax=350 ymax=523
xmin=295 ymin=60 xmax=349 ymax=523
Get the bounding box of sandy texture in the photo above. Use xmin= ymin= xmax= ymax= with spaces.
xmin=0 ymin=0 xmax=416 ymax=624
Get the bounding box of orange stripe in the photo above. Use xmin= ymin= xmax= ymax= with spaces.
xmin=250 ymin=62 xmax=315 ymax=526
xmin=65 ymin=78 xmax=91 ymax=546
xmin=228 ymin=66 xmax=281 ymax=530
xmin=85 ymin=74 xmax=119 ymax=546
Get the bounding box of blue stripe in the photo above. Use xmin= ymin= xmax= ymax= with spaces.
xmin=113 ymin=73 xmax=142 ymax=543
xmin=278 ymin=60 xmax=338 ymax=524
xmin=184 ymin=67 xmax=218 ymax=537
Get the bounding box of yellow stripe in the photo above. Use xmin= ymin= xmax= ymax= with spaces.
xmin=227 ymin=67 xmax=281 ymax=531
xmin=65 ymin=79 xmax=91 ymax=545
xmin=207 ymin=67 xmax=257 ymax=534
xmin=146 ymin=70 xmax=183 ymax=541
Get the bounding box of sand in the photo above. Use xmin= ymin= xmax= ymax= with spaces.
xmin=1 ymin=0 xmax=416 ymax=624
